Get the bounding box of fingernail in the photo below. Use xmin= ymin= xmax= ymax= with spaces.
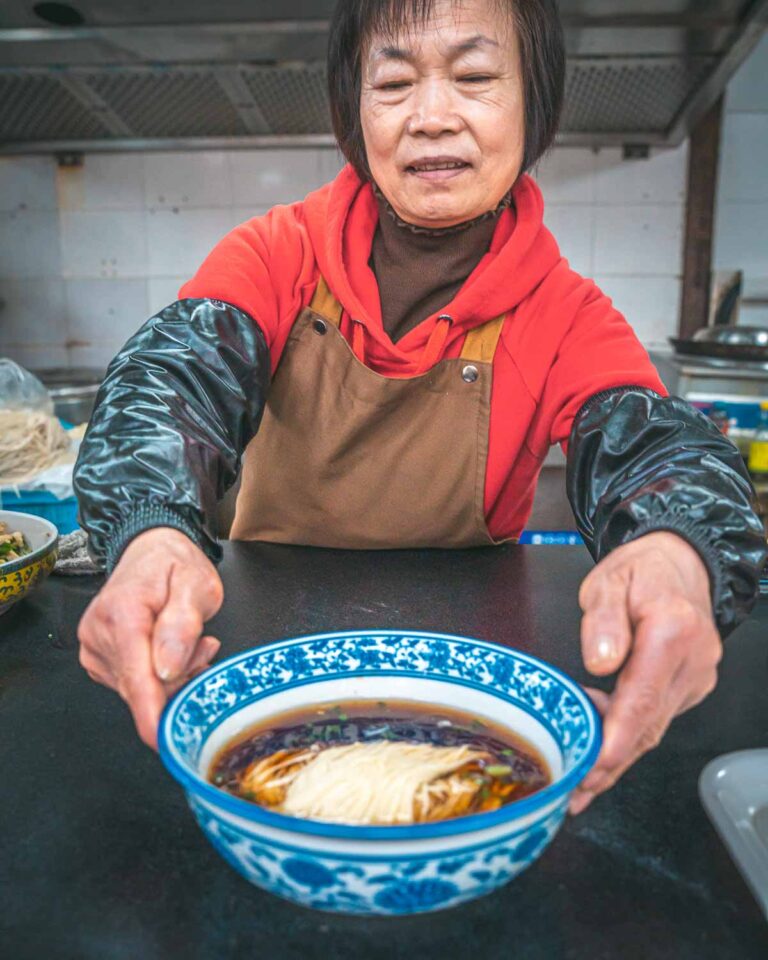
xmin=157 ymin=665 xmax=172 ymax=682
xmin=596 ymin=637 xmax=616 ymax=661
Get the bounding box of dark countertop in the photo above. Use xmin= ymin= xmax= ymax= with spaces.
xmin=1 ymin=543 xmax=767 ymax=960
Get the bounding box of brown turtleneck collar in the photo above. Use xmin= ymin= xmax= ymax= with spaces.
xmin=370 ymin=189 xmax=510 ymax=344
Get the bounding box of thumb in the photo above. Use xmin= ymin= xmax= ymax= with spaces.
xmin=151 ymin=569 xmax=207 ymax=682
xmin=580 ymin=572 xmax=633 ymax=676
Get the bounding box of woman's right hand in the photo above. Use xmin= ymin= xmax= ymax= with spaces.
xmin=77 ymin=527 xmax=224 ymax=749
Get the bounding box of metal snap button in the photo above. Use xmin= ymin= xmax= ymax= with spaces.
xmin=437 ymin=313 xmax=453 ymax=323
xmin=462 ymin=364 xmax=479 ymax=383
xmin=313 ymin=318 xmax=327 ymax=335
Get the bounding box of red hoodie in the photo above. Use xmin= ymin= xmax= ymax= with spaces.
xmin=180 ymin=165 xmax=666 ymax=539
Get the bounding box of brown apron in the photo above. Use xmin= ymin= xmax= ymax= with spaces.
xmin=230 ymin=278 xmax=508 ymax=549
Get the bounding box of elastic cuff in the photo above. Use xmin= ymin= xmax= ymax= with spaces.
xmin=573 ymin=385 xmax=662 ymax=426
xmin=104 ymin=503 xmax=214 ymax=574
xmin=621 ymin=514 xmax=725 ymax=612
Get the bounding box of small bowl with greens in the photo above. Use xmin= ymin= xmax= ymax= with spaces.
xmin=0 ymin=510 xmax=58 ymax=615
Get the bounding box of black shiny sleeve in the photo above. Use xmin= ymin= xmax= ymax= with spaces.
xmin=566 ymin=387 xmax=766 ymax=636
xmin=73 ymin=298 xmax=270 ymax=572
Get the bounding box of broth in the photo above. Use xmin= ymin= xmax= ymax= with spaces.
xmin=210 ymin=699 xmax=551 ymax=823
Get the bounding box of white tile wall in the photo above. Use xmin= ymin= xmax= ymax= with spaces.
xmin=147 ymin=276 xmax=188 ymax=315
xmin=533 ymin=148 xmax=597 ymax=203
xmin=0 ymin=157 xmax=57 ymax=213
xmin=591 ymin=275 xmax=682 ymax=346
xmin=145 ymin=151 xmax=233 ymax=209
xmin=65 ymin=278 xmax=148 ymax=347
xmin=60 ymin=210 xmax=148 ymax=279
xmin=0 ymin=145 xmax=690 ymax=368
xmin=594 ymin=203 xmax=685 ymax=277
xmin=229 ymin=149 xmax=334 ymax=205
xmin=542 ymin=203 xmax=595 ymax=276
xmin=725 ymin=33 xmax=768 ymax=113
xmin=57 ymin=154 xmax=145 ymax=212
xmin=594 ymin=143 xmax=688 ymax=204
xmin=145 ymin=207 xmax=236 ymax=277
xmin=0 ymin=279 xmax=66 ymax=346
xmin=714 ymin=32 xmax=768 ymax=329
xmin=535 ymin=144 xmax=687 ymax=347
xmin=718 ymin=113 xmax=768 ymax=202
xmin=0 ymin=210 xmax=61 ymax=278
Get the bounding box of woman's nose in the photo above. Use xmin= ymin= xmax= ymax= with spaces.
xmin=406 ymin=79 xmax=463 ymax=137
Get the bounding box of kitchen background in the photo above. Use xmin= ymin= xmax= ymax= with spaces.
xmin=1 ymin=2 xmax=767 ymax=539
xmin=1 ymin=32 xmax=767 ymax=369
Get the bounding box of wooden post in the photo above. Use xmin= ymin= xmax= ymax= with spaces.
xmin=679 ymin=96 xmax=725 ymax=340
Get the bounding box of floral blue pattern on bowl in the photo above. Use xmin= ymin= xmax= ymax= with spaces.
xmin=159 ymin=630 xmax=601 ymax=915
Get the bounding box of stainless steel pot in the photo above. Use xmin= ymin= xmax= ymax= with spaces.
xmin=670 ymin=327 xmax=768 ymax=363
xmin=35 ymin=368 xmax=104 ymax=424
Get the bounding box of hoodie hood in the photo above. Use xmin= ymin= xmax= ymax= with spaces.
xmin=301 ymin=164 xmax=562 ymax=364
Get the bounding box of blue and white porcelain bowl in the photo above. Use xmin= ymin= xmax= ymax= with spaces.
xmin=159 ymin=630 xmax=601 ymax=915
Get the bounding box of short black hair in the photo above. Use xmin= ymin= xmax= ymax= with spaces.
xmin=327 ymin=0 xmax=565 ymax=179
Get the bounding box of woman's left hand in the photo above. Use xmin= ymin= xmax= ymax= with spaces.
xmin=570 ymin=531 xmax=721 ymax=815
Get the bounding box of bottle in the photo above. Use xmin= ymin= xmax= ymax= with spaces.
xmin=709 ymin=402 xmax=730 ymax=436
xmin=748 ymin=402 xmax=768 ymax=482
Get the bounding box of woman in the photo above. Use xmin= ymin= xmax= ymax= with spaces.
xmin=75 ymin=0 xmax=765 ymax=815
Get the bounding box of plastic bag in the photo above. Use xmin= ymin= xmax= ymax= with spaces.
xmin=0 ymin=358 xmax=54 ymax=415
xmin=0 ymin=358 xmax=73 ymax=495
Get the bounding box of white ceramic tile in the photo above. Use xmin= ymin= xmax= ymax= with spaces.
xmin=592 ymin=275 xmax=681 ymax=346
xmin=594 ymin=203 xmax=684 ymax=276
xmin=147 ymin=276 xmax=187 ymax=314
xmin=65 ymin=278 xmax=148 ymax=347
xmin=146 ymin=207 xmax=236 ymax=277
xmin=714 ymin=201 xmax=768 ymax=280
xmin=60 ymin=210 xmax=148 ymax=279
xmin=0 ymin=344 xmax=69 ymax=370
xmin=543 ymin=205 xmax=594 ymax=276
xmin=726 ymin=33 xmax=768 ymax=113
xmin=0 ymin=278 xmax=66 ymax=346
xmin=56 ymin=154 xmax=145 ymax=212
xmin=0 ymin=157 xmax=58 ymax=213
xmin=743 ymin=275 xmax=768 ymax=299
xmin=532 ymin=148 xmax=596 ymax=204
xmin=317 ymin=147 xmax=347 ymax=184
xmin=145 ymin=151 xmax=232 ymax=209
xmin=740 ymin=303 xmax=768 ymax=328
xmin=229 ymin=149 xmax=326 ymax=206
xmin=232 ymin=206 xmax=269 ymax=228
xmin=595 ymin=144 xmax=688 ymax=205
xmin=67 ymin=342 xmax=121 ymax=370
xmin=718 ymin=113 xmax=768 ymax=202
xmin=0 ymin=210 xmax=61 ymax=279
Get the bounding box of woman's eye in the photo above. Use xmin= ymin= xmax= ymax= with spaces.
xmin=459 ymin=75 xmax=494 ymax=84
xmin=379 ymin=81 xmax=412 ymax=91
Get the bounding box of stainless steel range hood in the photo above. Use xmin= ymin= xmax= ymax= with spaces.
xmin=1 ymin=0 xmax=766 ymax=153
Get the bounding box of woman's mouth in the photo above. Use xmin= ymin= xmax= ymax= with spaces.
xmin=405 ymin=158 xmax=472 ymax=181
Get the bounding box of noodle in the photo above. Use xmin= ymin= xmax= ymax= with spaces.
xmin=239 ymin=741 xmax=491 ymax=825
xmin=0 ymin=409 xmax=70 ymax=486
xmin=211 ymin=700 xmax=551 ymax=825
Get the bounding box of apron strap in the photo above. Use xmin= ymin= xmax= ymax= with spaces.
xmin=310 ymin=274 xmax=506 ymax=364
xmin=460 ymin=314 xmax=506 ymax=364
xmin=309 ymin=277 xmax=343 ymax=328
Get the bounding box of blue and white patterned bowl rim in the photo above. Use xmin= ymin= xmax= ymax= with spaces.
xmin=159 ymin=630 xmax=602 ymax=841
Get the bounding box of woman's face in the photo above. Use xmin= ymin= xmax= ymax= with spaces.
xmin=360 ymin=0 xmax=525 ymax=229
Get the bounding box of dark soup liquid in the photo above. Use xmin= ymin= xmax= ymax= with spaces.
xmin=210 ymin=699 xmax=551 ymax=823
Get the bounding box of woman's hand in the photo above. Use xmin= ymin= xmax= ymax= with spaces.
xmin=77 ymin=528 xmax=224 ymax=749
xmin=570 ymin=531 xmax=721 ymax=815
